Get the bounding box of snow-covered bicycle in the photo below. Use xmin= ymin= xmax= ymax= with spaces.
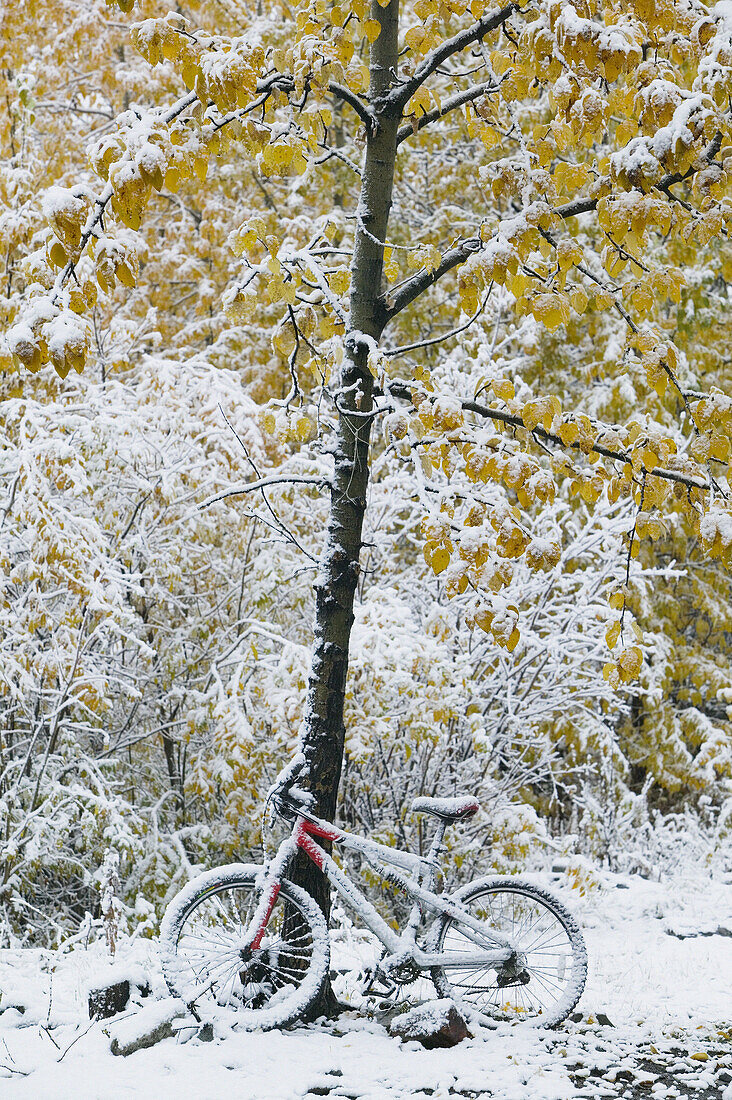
xmin=160 ymin=759 xmax=587 ymax=1030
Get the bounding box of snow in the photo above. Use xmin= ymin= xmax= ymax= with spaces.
xmin=1 ymin=870 xmax=730 ymax=1098
xmin=388 ymin=997 xmax=458 ymax=1038
xmin=44 ymin=310 xmax=88 ymax=358
xmin=609 ymin=136 xmax=662 ymax=180
xmin=41 ymin=185 xmax=85 ymax=224
xmin=700 ymin=507 xmax=732 ymax=548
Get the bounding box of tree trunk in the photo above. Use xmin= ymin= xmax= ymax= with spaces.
xmin=292 ymin=0 xmax=401 ymax=1018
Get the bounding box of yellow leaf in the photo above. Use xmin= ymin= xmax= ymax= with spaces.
xmin=49 ymin=241 xmax=68 ymax=267
xmin=116 ymin=262 xmax=136 ymax=288
xmin=474 ymin=607 xmax=494 ymax=633
xmin=558 ymin=421 xmax=579 ymax=446
xmin=295 ymin=414 xmax=314 ymax=441
xmin=405 ymin=26 xmax=426 ymax=52
xmin=329 ymin=270 xmax=350 ymax=295
xmin=261 ymin=142 xmax=294 ymax=175
xmin=409 ymin=86 xmax=432 ymax=118
xmin=531 ymin=292 xmax=571 ymax=331
xmin=492 ymin=378 xmax=515 ymax=401
xmin=570 ymin=287 xmax=589 ymax=314
xmin=432 ymin=547 xmax=450 ymax=574
xmin=362 ymin=19 xmax=381 ymax=43
xmin=617 ymin=646 xmax=643 ymax=681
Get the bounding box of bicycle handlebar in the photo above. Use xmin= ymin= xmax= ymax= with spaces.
xmin=266 ymin=754 xmax=313 ymax=818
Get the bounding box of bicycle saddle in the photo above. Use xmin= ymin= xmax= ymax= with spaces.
xmin=411 ymin=795 xmax=480 ymax=822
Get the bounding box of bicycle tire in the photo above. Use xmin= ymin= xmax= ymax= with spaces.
xmin=428 ymin=876 xmax=587 ymax=1027
xmin=160 ymin=863 xmax=330 ymax=1030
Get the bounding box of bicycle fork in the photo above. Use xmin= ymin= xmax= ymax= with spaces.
xmin=240 ymin=836 xmax=297 ymax=952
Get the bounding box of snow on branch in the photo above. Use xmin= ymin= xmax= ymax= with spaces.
xmin=200 ymin=474 xmax=332 ymax=507
xmin=328 ymin=81 xmax=377 ymax=136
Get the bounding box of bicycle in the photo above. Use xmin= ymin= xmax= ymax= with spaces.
xmin=160 ymin=758 xmax=587 ymax=1030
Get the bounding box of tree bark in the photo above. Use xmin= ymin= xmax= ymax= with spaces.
xmin=291 ymin=0 xmax=401 ymax=1018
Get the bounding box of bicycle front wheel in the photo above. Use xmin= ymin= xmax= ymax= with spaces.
xmin=160 ymin=863 xmax=330 ymax=1030
xmin=429 ymin=876 xmax=587 ymax=1027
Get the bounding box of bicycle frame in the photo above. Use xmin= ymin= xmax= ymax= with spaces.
xmin=244 ymin=803 xmax=514 ymax=973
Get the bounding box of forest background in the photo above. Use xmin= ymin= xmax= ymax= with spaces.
xmin=1 ymin=0 xmax=731 ymax=948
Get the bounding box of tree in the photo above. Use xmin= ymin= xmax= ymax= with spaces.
xmin=7 ymin=0 xmax=732 ymax=1005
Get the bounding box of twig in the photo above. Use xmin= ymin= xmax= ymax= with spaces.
xmin=57 ymin=1019 xmax=97 ymax=1063
xmin=384 ymin=286 xmax=492 ymax=358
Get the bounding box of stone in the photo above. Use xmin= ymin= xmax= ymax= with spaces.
xmin=108 ymin=997 xmax=187 ymax=1056
xmin=89 ymin=980 xmax=130 ymax=1020
xmin=389 ymin=999 xmax=470 ymax=1049
xmin=87 ymin=964 xmax=151 ymax=1020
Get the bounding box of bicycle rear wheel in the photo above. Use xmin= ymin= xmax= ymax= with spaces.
xmin=429 ymin=876 xmax=587 ymax=1027
xmin=160 ymin=863 xmax=330 ymax=1030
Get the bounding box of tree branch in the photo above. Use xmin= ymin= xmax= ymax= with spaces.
xmin=384 ymin=286 xmax=491 ymax=357
xmin=384 ymin=129 xmax=727 ymax=324
xmin=388 ymin=382 xmax=710 ymax=491
xmin=382 ymin=236 xmax=481 ymax=321
xmin=328 ymin=81 xmax=377 ymax=136
xmin=52 ymin=90 xmax=198 ymax=304
xmin=201 ymin=475 xmax=331 ymax=506
xmin=554 ymin=130 xmax=724 ymax=220
xmin=389 ymin=2 xmax=518 ymax=110
xmin=396 ymin=79 xmax=500 ymax=146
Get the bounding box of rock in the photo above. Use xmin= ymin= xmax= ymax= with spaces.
xmin=389 ymin=999 xmax=469 ymax=1049
xmin=89 ymin=980 xmax=130 ymax=1020
xmin=197 ymin=1022 xmax=214 ymax=1042
xmin=108 ymin=997 xmax=187 ymax=1056
xmin=87 ymin=963 xmax=151 ymax=1020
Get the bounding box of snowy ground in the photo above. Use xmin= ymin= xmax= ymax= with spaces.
xmin=1 ymin=868 xmax=731 ymax=1100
